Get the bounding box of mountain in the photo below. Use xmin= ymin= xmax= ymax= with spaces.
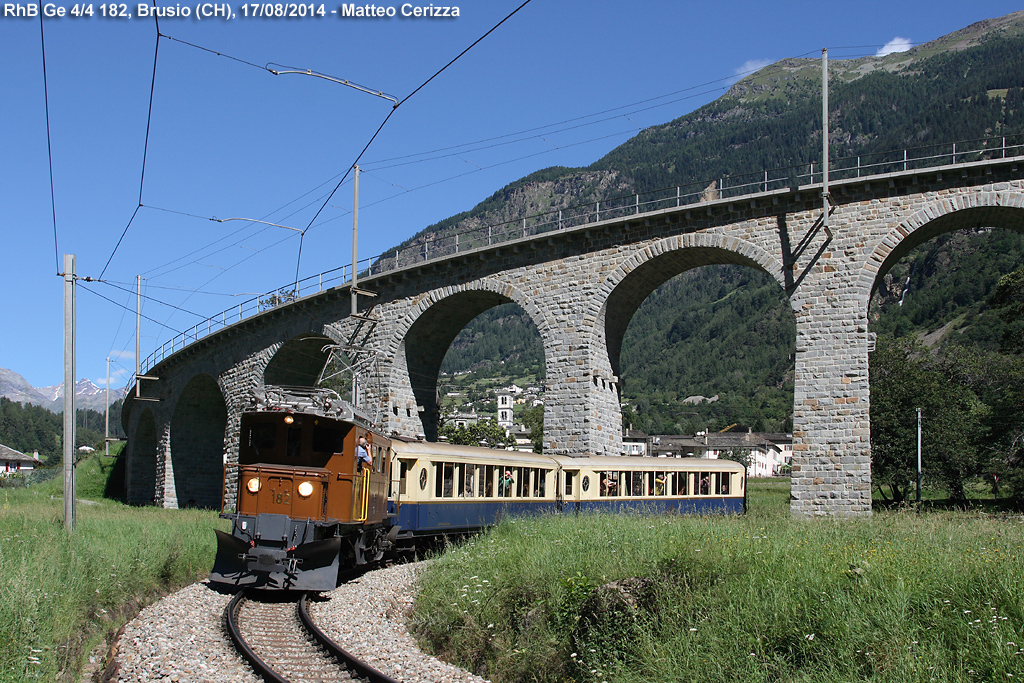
xmin=397 ymin=11 xmax=1024 ymax=257
xmin=420 ymin=12 xmax=1024 ymax=433
xmin=0 ymin=368 xmax=120 ymax=413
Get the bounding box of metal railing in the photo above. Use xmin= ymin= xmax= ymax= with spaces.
xmin=131 ymin=134 xmax=1024 ymax=386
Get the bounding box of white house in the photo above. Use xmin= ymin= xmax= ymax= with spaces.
xmin=1 ymin=444 xmax=41 ymax=475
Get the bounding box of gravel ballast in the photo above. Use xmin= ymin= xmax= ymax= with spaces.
xmin=114 ymin=563 xmax=489 ymax=683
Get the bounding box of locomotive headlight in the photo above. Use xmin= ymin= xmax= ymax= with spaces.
xmin=297 ymin=481 xmax=314 ymax=498
xmin=283 ymin=415 xmax=294 ymax=424
xmin=246 ymin=477 xmax=261 ymax=493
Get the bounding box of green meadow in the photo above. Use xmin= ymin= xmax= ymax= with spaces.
xmin=412 ymin=481 xmax=1024 ymax=683
xmin=0 ymin=450 xmax=224 ymax=683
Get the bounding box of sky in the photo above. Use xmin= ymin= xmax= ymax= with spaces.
xmin=2 ymin=0 xmax=1021 ymax=391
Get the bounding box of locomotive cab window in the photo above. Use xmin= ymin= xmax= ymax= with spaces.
xmin=286 ymin=427 xmax=302 ymax=459
xmin=242 ymin=423 xmax=278 ymax=463
xmin=312 ymin=425 xmax=347 ymax=455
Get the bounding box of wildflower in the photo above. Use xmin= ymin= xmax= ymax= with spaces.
xmin=806 ymin=634 xmax=815 ymax=641
xmin=689 ymin=628 xmax=697 ymax=632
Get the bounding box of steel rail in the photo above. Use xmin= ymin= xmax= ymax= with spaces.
xmin=224 ymin=590 xmax=289 ymax=683
xmin=298 ymin=593 xmax=404 ymax=683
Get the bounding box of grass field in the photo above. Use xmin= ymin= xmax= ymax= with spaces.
xmin=411 ymin=480 xmax=1024 ymax=683
xmin=0 ymin=451 xmax=224 ymax=683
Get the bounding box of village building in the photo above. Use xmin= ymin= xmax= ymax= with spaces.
xmin=1 ymin=444 xmax=42 ymax=475
xmin=622 ymin=429 xmax=649 ymax=456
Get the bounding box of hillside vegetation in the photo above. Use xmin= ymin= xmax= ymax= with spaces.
xmin=427 ymin=13 xmax=1024 ymax=438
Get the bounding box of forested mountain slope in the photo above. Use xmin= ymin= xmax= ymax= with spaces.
xmin=416 ymin=12 xmax=1024 ymax=432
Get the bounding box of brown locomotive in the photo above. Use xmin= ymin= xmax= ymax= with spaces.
xmin=211 ymin=386 xmax=394 ymax=590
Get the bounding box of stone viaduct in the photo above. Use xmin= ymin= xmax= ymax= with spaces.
xmin=122 ymin=154 xmax=1024 ymax=516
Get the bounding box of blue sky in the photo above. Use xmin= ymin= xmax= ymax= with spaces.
xmin=2 ymin=0 xmax=1021 ymax=391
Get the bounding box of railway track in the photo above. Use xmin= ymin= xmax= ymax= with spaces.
xmin=225 ymin=590 xmax=402 ymax=683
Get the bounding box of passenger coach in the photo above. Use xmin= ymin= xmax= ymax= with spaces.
xmin=388 ymin=440 xmax=746 ymax=540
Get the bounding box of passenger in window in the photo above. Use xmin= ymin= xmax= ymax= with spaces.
xmin=654 ymin=474 xmax=665 ymax=496
xmin=721 ymin=481 xmax=729 ymax=494
xmin=499 ymin=470 xmax=514 ymax=497
xmin=700 ymin=475 xmax=710 ymax=495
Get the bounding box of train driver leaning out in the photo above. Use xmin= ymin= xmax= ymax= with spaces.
xmin=355 ymin=436 xmax=372 ymax=472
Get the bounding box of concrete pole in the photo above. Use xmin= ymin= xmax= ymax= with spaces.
xmin=822 ymin=48 xmax=829 ymax=228
xmin=917 ymin=407 xmax=922 ymax=503
xmin=351 ymin=165 xmax=360 ymax=407
xmin=351 ymin=164 xmax=360 ymax=316
xmin=136 ymin=275 xmax=141 ymax=399
xmin=105 ymin=356 xmax=110 ymax=456
xmin=63 ymin=254 xmax=76 ymax=531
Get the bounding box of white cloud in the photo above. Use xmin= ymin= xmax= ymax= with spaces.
xmin=728 ymin=59 xmax=772 ymax=86
xmin=877 ymin=37 xmax=912 ymax=57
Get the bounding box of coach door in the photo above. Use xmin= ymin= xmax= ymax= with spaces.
xmin=560 ymin=469 xmax=579 ymax=512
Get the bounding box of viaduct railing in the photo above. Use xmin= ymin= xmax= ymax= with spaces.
xmin=132 ymin=134 xmax=1024 ymax=385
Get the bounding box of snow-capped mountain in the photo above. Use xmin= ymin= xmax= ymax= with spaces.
xmin=0 ymin=368 xmax=121 ymax=412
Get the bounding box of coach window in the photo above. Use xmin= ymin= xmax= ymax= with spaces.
xmin=462 ymin=465 xmax=476 ymax=497
xmin=698 ymin=471 xmax=711 ymax=495
xmin=436 ymin=462 xmax=455 ymax=498
xmin=564 ymin=471 xmax=575 ymax=496
xmin=477 ymin=465 xmax=486 ymax=497
xmin=484 ymin=466 xmax=495 ymax=497
xmin=537 ymin=469 xmax=547 ymax=497
xmin=717 ymin=472 xmax=729 ymax=495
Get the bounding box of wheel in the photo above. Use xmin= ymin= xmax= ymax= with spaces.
xmin=353 ymin=529 xmax=385 ymax=564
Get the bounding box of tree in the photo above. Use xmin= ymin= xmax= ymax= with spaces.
xmin=720 ymin=448 xmax=753 ymax=472
xmin=870 ymin=337 xmax=986 ymax=502
xmin=520 ymin=405 xmax=544 ymax=453
xmin=438 ymin=419 xmax=516 ymax=449
xmin=990 ymin=267 xmax=1024 ymax=355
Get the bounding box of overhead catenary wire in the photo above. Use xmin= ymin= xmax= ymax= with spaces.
xmin=99 ymin=15 xmax=162 ymax=280
xmin=39 ymin=14 xmax=60 ymax=275
xmin=79 ymin=282 xmax=183 ymax=336
xmin=292 ymin=0 xmax=535 ymax=279
xmin=100 ymin=28 xmax=915 ymax=355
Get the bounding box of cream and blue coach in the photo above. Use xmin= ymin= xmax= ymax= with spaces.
xmin=387 ymin=438 xmax=746 ymax=538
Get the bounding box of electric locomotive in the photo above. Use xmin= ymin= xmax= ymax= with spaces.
xmin=210 ymin=386 xmax=394 ymax=591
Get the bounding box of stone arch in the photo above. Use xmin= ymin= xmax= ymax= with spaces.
xmin=127 ymin=407 xmax=157 ymax=505
xmin=169 ymin=373 xmax=227 ymax=509
xmin=386 ymin=279 xmax=553 ymax=441
xmin=858 ymin=192 xmax=1024 ymax=300
xmin=596 ymin=235 xmax=788 ymax=379
xmin=263 ymin=333 xmax=335 ymax=386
